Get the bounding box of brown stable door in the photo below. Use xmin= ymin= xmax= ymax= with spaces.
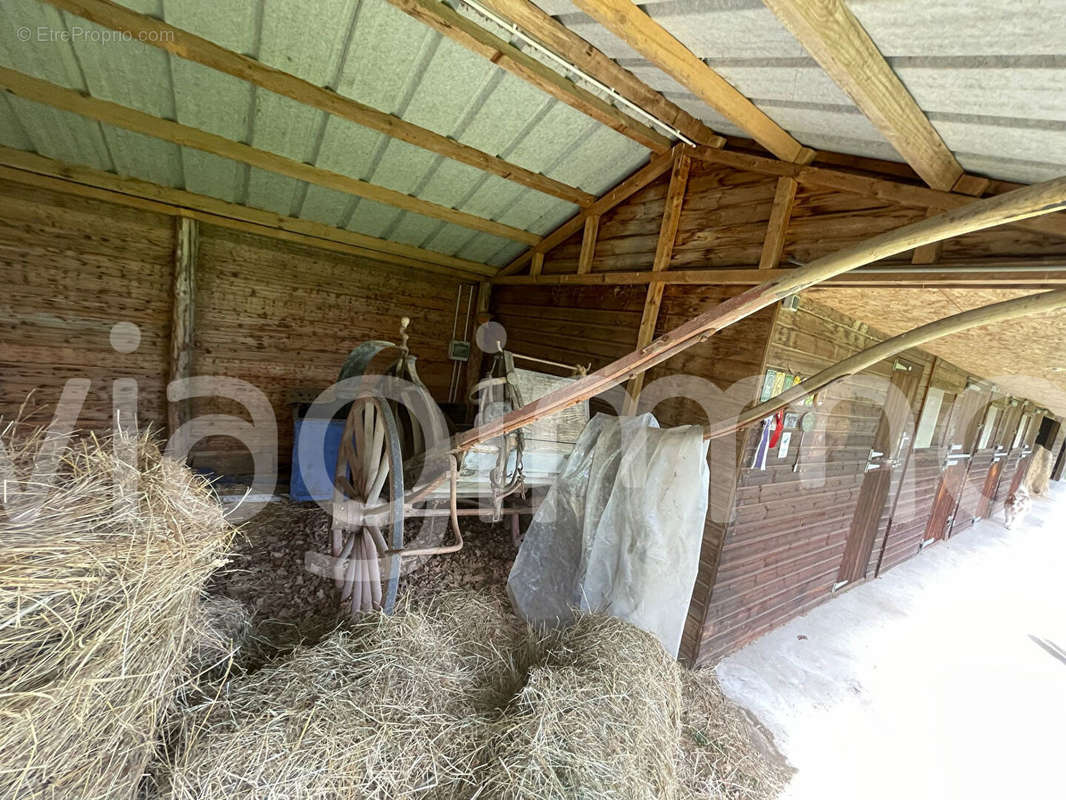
xmin=922 ymin=386 xmax=989 ymax=545
xmin=837 ymin=358 xmax=922 ymax=585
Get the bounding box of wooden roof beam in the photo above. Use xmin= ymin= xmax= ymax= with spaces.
xmin=0 ymin=68 xmax=539 ymax=245
xmin=762 ymin=0 xmax=963 ymax=191
xmin=569 ymin=0 xmax=812 ymax=162
xmin=462 ymin=176 xmax=1066 ymax=446
xmin=493 ymin=262 xmax=1066 ymax=288
xmin=471 ymin=0 xmax=724 ymax=148
xmin=386 ymin=0 xmax=672 ymax=152
xmin=39 ymin=0 xmax=594 ymax=207
xmin=0 ymin=146 xmax=495 ymax=279
xmin=497 ymin=145 xmax=679 ymax=275
xmin=689 ymin=146 xmax=1066 ymax=240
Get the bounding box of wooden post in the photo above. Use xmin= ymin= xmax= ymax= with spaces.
xmin=464 ymin=282 xmax=493 ymax=406
xmin=454 ymin=174 xmax=1066 ymax=451
xmin=576 ymin=215 xmax=600 ymax=275
xmin=530 ymin=252 xmax=544 ymax=278
xmin=169 ymin=216 xmax=198 ymax=453
xmin=759 ymin=176 xmax=798 ymax=269
xmin=623 ymin=152 xmax=691 ymax=413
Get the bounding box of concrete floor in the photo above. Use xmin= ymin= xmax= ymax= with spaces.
xmin=717 ymin=481 xmax=1066 ymax=800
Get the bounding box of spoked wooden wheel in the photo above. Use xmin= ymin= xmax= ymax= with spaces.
xmin=332 ymin=396 xmax=405 ymax=617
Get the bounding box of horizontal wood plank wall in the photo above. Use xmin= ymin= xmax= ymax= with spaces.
xmin=695 ymin=298 xmax=931 ymax=665
xmin=875 ymin=359 xmax=970 ymax=572
xmin=0 ymin=177 xmax=465 ymax=480
xmin=191 ymin=224 xmax=465 ymax=476
xmin=491 ymin=282 xmax=775 ymax=666
xmin=538 ymin=160 xmax=1066 ymax=280
xmin=0 ymin=176 xmax=172 ymax=432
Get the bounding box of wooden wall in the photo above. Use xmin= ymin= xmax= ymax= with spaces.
xmin=491 ymin=282 xmax=775 ymax=666
xmin=0 ymin=177 xmax=467 ymax=483
xmin=693 ymin=298 xmax=933 ymax=665
xmin=189 ymin=224 xmax=465 ymax=476
xmin=0 ymin=177 xmax=172 ymax=432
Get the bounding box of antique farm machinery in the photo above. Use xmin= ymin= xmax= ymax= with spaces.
xmin=304 ymin=175 xmax=1066 ymax=619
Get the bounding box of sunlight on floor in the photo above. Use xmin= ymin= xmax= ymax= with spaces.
xmin=717 ymin=482 xmax=1066 ymax=800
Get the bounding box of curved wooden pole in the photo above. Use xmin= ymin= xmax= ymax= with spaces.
xmin=705 ymin=289 xmax=1066 ymax=440
xmin=454 ymin=176 xmax=1066 ymax=451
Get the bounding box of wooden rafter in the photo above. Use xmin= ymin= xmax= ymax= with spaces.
xmin=459 ymin=176 xmax=1066 ymax=447
xmin=0 ymin=147 xmax=493 ymax=279
xmin=569 ymin=0 xmax=811 ymax=163
xmin=40 ymin=0 xmax=594 ymax=207
xmin=689 ymin=146 xmax=1066 ymax=240
xmin=624 ymin=151 xmax=691 ymax=411
xmin=758 ymin=176 xmax=798 ymax=269
xmin=472 ymin=0 xmax=724 ymax=148
xmin=762 ymin=0 xmax=963 ymax=191
xmin=386 ymin=0 xmax=672 ymax=152
xmin=576 ymin=216 xmax=600 ymax=275
xmin=492 ymin=264 xmax=1066 ymax=290
xmin=0 ymin=68 xmax=539 ymax=245
xmin=499 ymin=146 xmax=678 ymax=275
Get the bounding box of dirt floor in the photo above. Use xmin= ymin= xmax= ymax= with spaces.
xmin=206 ymin=494 xmax=791 ymax=799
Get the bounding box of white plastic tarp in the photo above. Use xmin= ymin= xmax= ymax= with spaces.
xmin=507 ymin=413 xmax=710 ymax=657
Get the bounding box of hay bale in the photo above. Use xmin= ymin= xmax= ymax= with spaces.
xmin=482 ymin=615 xmax=684 ymax=800
xmin=161 ymin=592 xmax=515 ymax=800
xmin=0 ymin=428 xmax=234 ymax=800
xmin=186 ymin=596 xmax=252 ymax=684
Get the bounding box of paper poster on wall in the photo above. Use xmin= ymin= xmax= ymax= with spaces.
xmin=778 ymin=431 xmax=791 ymax=458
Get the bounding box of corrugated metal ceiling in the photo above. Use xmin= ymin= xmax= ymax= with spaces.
xmin=538 ymin=0 xmax=1066 ymax=184
xmin=0 ymin=0 xmax=652 ymax=268
xmin=0 ymin=0 xmax=1063 ymax=272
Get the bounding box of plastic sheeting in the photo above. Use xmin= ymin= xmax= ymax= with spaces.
xmin=507 ymin=413 xmax=710 ymax=657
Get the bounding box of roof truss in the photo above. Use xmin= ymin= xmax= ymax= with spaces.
xmin=40 ymin=0 xmax=595 ymax=207
xmin=0 ymin=67 xmax=539 ymax=245
xmin=569 ymin=0 xmax=812 ymax=163
xmin=762 ymin=0 xmax=964 ymax=191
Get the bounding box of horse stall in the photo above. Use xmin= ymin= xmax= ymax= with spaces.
xmin=2 ymin=1 xmax=1066 ymax=798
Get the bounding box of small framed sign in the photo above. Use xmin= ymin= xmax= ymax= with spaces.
xmin=448 ymin=339 xmax=471 ymax=362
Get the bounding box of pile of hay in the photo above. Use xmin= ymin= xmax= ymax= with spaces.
xmin=676 ymin=671 xmax=791 ymax=800
xmin=482 ymin=615 xmax=683 ymax=799
xmin=161 ymin=596 xmax=711 ymax=800
xmin=161 ymin=593 xmax=520 ymax=800
xmin=0 ymin=426 xmax=234 ymax=800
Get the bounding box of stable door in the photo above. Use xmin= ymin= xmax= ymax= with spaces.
xmin=836 ymin=358 xmax=922 ymax=585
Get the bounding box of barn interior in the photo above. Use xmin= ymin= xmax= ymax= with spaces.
xmin=2 ymin=0 xmax=1065 ymax=798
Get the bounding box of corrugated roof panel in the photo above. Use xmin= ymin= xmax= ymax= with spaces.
xmin=455 ymin=229 xmax=514 ymax=263
xmin=423 ymin=223 xmax=478 ymax=255
xmin=504 ymin=100 xmax=599 ymax=173
xmin=246 ymin=169 xmax=306 ymax=217
xmin=346 ymin=196 xmax=405 ymax=238
xmin=0 ymin=96 xmax=33 ymax=150
xmin=931 ymin=116 xmax=1066 ymax=171
xmin=956 ymin=153 xmax=1066 ymax=185
xmin=850 ymin=0 xmax=1066 ymax=57
xmin=161 ymin=0 xmax=256 ymax=203
xmin=367 ymin=137 xmax=443 ymax=194
xmin=897 ymin=64 xmax=1066 ymax=123
xmin=400 ymin=33 xmax=500 ymax=134
xmin=545 ymin=125 xmax=648 ymax=194
xmin=486 ymin=240 xmax=526 ymax=267
xmin=0 ymin=0 xmax=86 ymax=88
xmin=336 ymin=0 xmax=437 ymax=111
xmin=5 ymin=96 xmax=112 ymax=171
xmin=457 ymin=75 xmax=555 ymax=164
xmin=298 ymin=184 xmax=353 ymax=228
